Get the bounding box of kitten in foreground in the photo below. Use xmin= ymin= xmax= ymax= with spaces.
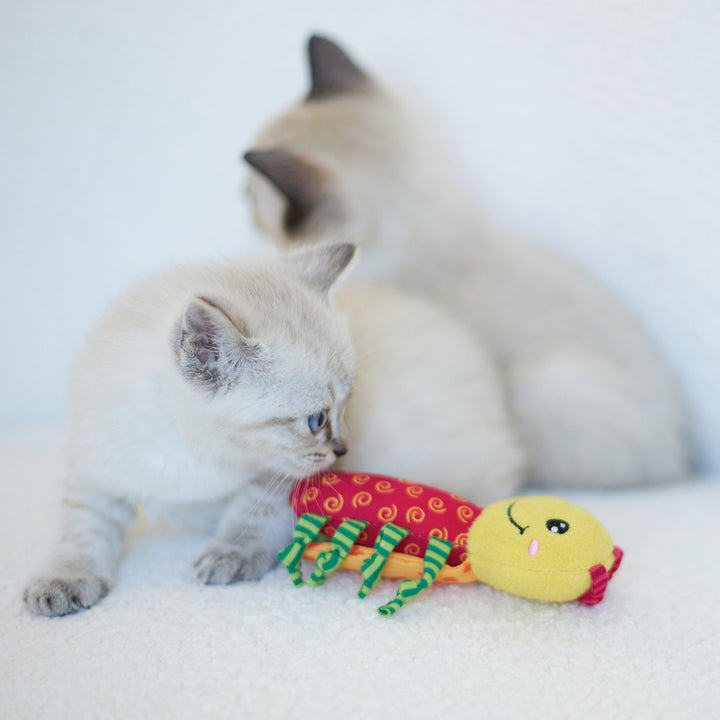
xmin=244 ymin=35 xmax=690 ymax=488
xmin=24 ymin=244 xmax=358 ymax=616
xmin=25 ymin=242 xmax=524 ymax=617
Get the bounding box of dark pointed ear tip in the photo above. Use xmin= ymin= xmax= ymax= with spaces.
xmin=340 ymin=242 xmax=358 ymax=261
xmin=243 ymin=149 xmax=262 ymax=168
xmin=305 ymin=33 xmax=370 ymax=100
xmin=307 ymin=34 xmax=356 ymax=67
xmin=330 ymin=242 xmax=358 ymax=271
xmin=243 ymin=147 xmax=308 ymax=169
xmin=308 ymin=34 xmax=336 ymax=52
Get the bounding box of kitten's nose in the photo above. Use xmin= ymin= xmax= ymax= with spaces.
xmin=331 ymin=439 xmax=348 ymax=457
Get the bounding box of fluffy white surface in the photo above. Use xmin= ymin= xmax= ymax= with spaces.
xmin=2 ymin=426 xmax=718 ymax=719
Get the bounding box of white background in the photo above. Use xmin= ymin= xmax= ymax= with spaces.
xmin=1 ymin=0 xmax=719 ymax=472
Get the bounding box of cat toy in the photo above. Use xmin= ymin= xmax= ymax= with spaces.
xmin=279 ymin=471 xmax=623 ymax=616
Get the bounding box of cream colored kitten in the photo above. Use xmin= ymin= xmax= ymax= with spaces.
xmin=244 ymin=35 xmax=689 ymax=488
xmin=24 ymin=241 xmax=523 ymax=617
xmin=337 ymin=285 xmax=524 ymax=498
xmin=24 ymin=244 xmax=358 ymax=616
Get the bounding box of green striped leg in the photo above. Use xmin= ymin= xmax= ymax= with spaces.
xmin=308 ymin=519 xmax=369 ymax=587
xmin=278 ymin=513 xmax=329 ymax=587
xmin=377 ymin=536 xmax=454 ymax=617
xmin=357 ymin=523 xmax=410 ymax=599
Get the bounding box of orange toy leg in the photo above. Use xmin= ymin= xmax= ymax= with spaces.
xmin=302 ymin=543 xmax=477 ymax=584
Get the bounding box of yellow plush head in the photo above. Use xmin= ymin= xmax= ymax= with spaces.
xmin=466 ymin=496 xmax=620 ymax=604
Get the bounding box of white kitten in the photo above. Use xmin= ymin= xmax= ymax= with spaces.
xmin=24 ymin=244 xmax=357 ymax=616
xmin=244 ymin=35 xmax=690 ymax=488
xmin=25 ymin=240 xmax=523 ymax=617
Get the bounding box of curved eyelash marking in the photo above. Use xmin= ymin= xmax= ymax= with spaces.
xmin=507 ymin=502 xmax=529 ymax=535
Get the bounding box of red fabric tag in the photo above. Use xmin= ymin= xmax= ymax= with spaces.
xmin=577 ymin=546 xmax=623 ymax=605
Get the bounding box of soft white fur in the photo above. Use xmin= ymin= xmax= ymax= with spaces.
xmin=247 ymin=63 xmax=689 ymax=488
xmin=23 ymin=242 xmax=524 ymax=617
xmin=24 ymin=245 xmax=358 ymax=616
xmin=337 ymin=285 xmax=524 ymax=500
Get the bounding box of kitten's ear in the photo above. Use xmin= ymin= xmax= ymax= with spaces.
xmin=285 ymin=243 xmax=357 ymax=296
xmin=306 ymin=34 xmax=371 ymax=100
xmin=176 ymin=297 xmax=265 ymax=391
xmin=244 ymin=148 xmax=326 ymax=233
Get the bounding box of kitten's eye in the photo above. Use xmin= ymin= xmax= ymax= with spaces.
xmin=308 ymin=410 xmax=328 ymax=434
xmin=546 ymin=519 xmax=569 ymax=534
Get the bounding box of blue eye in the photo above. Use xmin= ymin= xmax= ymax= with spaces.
xmin=308 ymin=410 xmax=328 ymax=433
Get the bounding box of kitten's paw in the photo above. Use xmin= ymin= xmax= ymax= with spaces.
xmin=194 ymin=543 xmax=278 ymax=585
xmin=23 ymin=576 xmax=109 ymax=617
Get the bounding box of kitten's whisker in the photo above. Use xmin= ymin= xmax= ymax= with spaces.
xmin=235 ymin=471 xmax=289 ymax=538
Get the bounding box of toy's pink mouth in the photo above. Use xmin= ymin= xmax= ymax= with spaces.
xmin=528 ymin=539 xmax=539 ymax=557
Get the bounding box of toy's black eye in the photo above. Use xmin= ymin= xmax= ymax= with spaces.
xmin=546 ymin=519 xmax=569 ymax=534
xmin=308 ymin=410 xmax=328 ymax=433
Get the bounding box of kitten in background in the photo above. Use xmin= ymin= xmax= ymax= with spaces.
xmin=243 ymin=35 xmax=690 ymax=489
xmin=337 ymin=285 xmax=524 ymax=497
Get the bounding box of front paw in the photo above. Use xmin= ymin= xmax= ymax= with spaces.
xmin=23 ymin=576 xmax=110 ymax=617
xmin=194 ymin=542 xmax=278 ymax=585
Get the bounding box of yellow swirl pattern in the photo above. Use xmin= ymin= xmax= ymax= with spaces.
xmin=321 ymin=473 xmax=340 ymax=486
xmin=377 ymin=505 xmax=398 ymax=522
xmin=352 ymin=491 xmax=372 ymax=509
xmin=406 ymin=485 xmax=424 ymax=499
xmin=457 ymin=505 xmax=475 ymax=524
xmin=404 ymin=543 xmax=421 ymax=557
xmin=352 ymin=474 xmax=371 ymax=485
xmin=375 ymin=480 xmax=395 ymax=494
xmin=429 ymin=526 xmax=449 ymax=541
xmin=454 ymin=532 xmax=469 ymax=548
xmin=357 ymin=530 xmax=369 ymax=544
xmin=405 ymin=506 xmax=426 ymax=525
xmin=428 ymin=497 xmax=447 ymax=514
xmin=301 ymin=487 xmax=319 ymax=505
xmin=323 ymin=495 xmax=344 ymax=513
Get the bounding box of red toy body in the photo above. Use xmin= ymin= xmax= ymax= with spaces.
xmin=291 ymin=471 xmax=482 ymax=567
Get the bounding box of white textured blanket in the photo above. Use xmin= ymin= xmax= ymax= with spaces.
xmin=1 ymin=426 xmax=718 ymax=719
